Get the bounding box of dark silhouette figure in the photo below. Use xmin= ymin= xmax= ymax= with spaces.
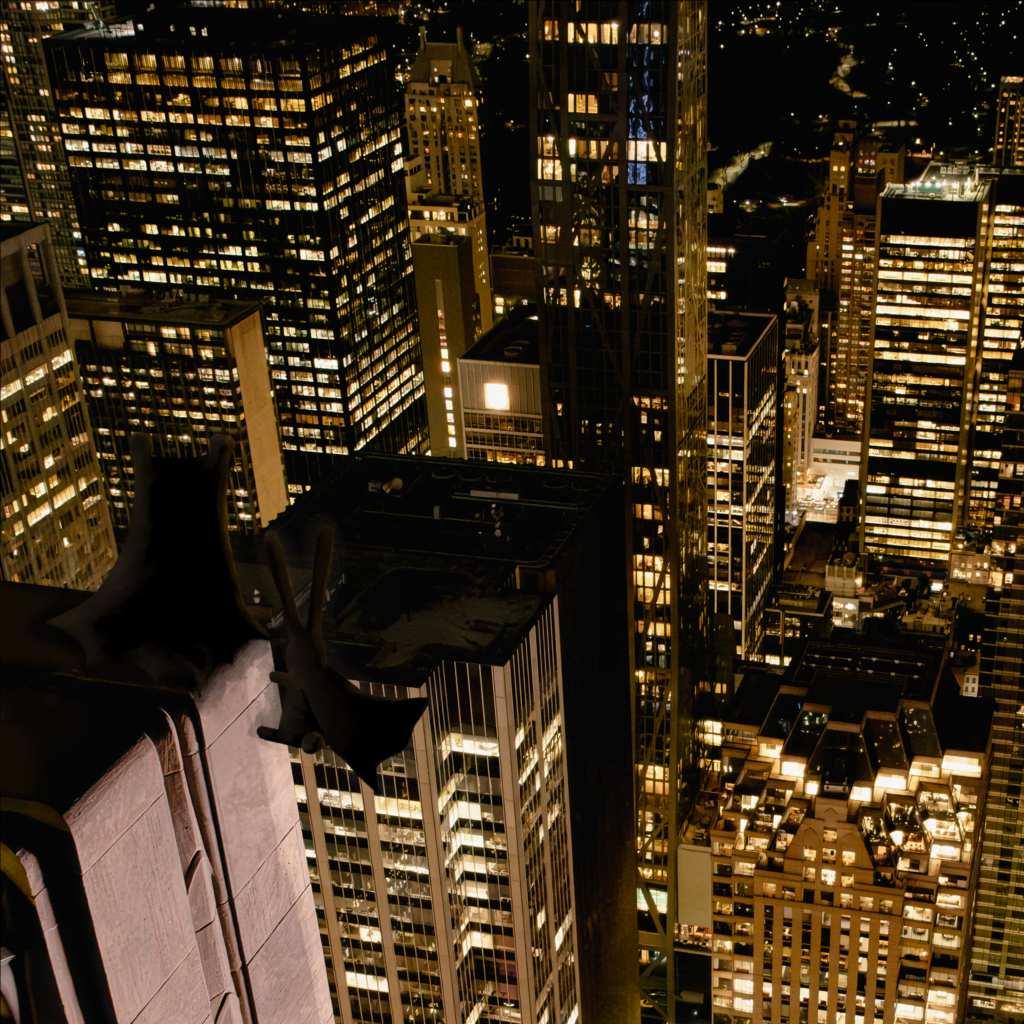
xmin=48 ymin=433 xmax=264 ymax=690
xmin=46 ymin=431 xmax=428 ymax=791
xmin=257 ymin=526 xmax=429 ymax=791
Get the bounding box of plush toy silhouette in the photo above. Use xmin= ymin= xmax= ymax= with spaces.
xmin=48 ymin=433 xmax=263 ymax=689
xmin=48 ymin=433 xmax=427 ymax=790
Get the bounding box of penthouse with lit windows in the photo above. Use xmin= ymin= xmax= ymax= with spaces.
xmin=708 ymin=639 xmax=993 ymax=1024
xmin=45 ymin=7 xmax=425 ymax=458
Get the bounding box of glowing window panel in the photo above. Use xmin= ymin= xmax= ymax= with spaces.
xmin=484 ymin=382 xmax=510 ymax=410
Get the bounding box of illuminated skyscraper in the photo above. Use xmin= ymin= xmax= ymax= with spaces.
xmin=706 ymin=312 xmax=778 ymax=664
xmin=967 ymin=383 xmax=1024 ymax=1023
xmin=405 ymin=28 xmax=492 ymax=335
xmin=806 ymin=124 xmax=904 ymax=439
xmin=709 ymin=640 xmax=992 ymax=1024
xmin=46 ymin=8 xmax=426 ymax=459
xmin=65 ymin=289 xmax=288 ymax=533
xmin=861 ymin=165 xmax=1023 ymax=573
xmin=1 ymin=223 xmax=116 ymax=590
xmin=0 ymin=1 xmax=116 ymax=285
xmin=405 ymin=29 xmax=493 ymax=456
xmin=233 ymin=453 xmax=635 ymax=1024
xmin=993 ymin=76 xmax=1023 ymax=169
xmin=529 ymin=2 xmax=708 ymax=1014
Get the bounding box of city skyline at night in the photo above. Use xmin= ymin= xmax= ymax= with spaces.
xmin=1 ymin=3 xmax=1021 ymax=1024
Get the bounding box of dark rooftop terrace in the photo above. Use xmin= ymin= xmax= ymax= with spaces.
xmin=269 ymin=452 xmax=612 ymax=570
xmin=461 ymin=303 xmax=540 ymax=366
xmin=707 ymin=310 xmax=776 ymax=360
xmin=64 ymin=289 xmax=260 ymax=330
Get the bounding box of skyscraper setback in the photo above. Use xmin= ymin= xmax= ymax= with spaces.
xmin=46 ymin=8 xmax=426 ymax=459
xmin=529 ymin=2 xmax=708 ymax=1012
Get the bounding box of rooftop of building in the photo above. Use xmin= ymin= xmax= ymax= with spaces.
xmin=725 ymin=637 xmax=992 ymax=755
xmin=707 ymin=310 xmax=776 ymax=359
xmin=408 ymin=28 xmax=480 ymax=90
xmin=50 ymin=7 xmax=383 ymax=50
xmin=64 ymin=289 xmax=260 ymax=330
xmin=408 ymin=193 xmax=485 ymax=213
xmin=410 ymin=232 xmax=472 ymax=252
xmin=784 ymin=277 xmax=817 ymax=297
xmin=999 ymin=75 xmax=1023 ymax=92
xmin=263 ymin=451 xmax=610 ymax=568
xmin=881 ymin=162 xmax=989 ymax=204
xmin=769 ymin=583 xmax=831 ymax=615
xmin=788 ymin=521 xmax=835 ymax=579
xmin=232 ymin=540 xmax=550 ymax=685
xmin=461 ymin=303 xmax=539 ymax=365
xmin=231 ymin=452 xmax=617 ymax=684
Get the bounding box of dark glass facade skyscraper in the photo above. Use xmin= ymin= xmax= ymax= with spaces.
xmin=968 ymin=397 xmax=1024 ymax=1023
xmin=46 ymin=8 xmax=426 ymax=459
xmin=529 ymin=2 xmax=708 ymax=1014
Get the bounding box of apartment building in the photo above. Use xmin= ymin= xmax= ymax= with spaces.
xmin=709 ymin=640 xmax=993 ymax=1024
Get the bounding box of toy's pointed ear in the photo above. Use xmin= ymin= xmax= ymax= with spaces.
xmin=129 ymin=432 xmax=153 ymax=467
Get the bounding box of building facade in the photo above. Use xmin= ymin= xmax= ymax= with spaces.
xmin=0 ymin=1 xmax=116 ymax=285
xmin=707 ymin=312 xmax=779 ymax=661
xmin=806 ymin=124 xmax=904 ymax=439
xmin=233 ymin=452 xmax=636 ymax=1024
xmin=710 ymin=640 xmax=992 ymax=1024
xmin=46 ymin=8 xmax=426 ymax=459
xmin=528 ymin=4 xmax=709 ymax=1010
xmin=1 ymin=223 xmax=115 ymax=590
xmin=65 ymin=289 xmax=287 ymax=533
xmin=458 ymin=305 xmax=544 ymax=465
xmin=412 ymin=232 xmax=479 ymax=455
xmin=967 ymin=405 xmax=1024 ymax=1023
xmin=405 ymin=28 xmax=492 ymax=337
xmin=861 ymin=166 xmax=1024 ymax=573
xmin=296 ymin=601 xmax=580 ymax=1024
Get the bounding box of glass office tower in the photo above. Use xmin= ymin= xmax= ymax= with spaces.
xmin=1 ymin=223 xmax=116 ymax=590
xmin=967 ymin=402 xmax=1024 ymax=1023
xmin=46 ymin=8 xmax=426 ymax=459
xmin=0 ymin=1 xmax=116 ymax=286
xmin=862 ymin=166 xmax=1023 ymax=573
xmin=706 ymin=312 xmax=778 ymax=663
xmin=529 ymin=2 xmax=708 ymax=1015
